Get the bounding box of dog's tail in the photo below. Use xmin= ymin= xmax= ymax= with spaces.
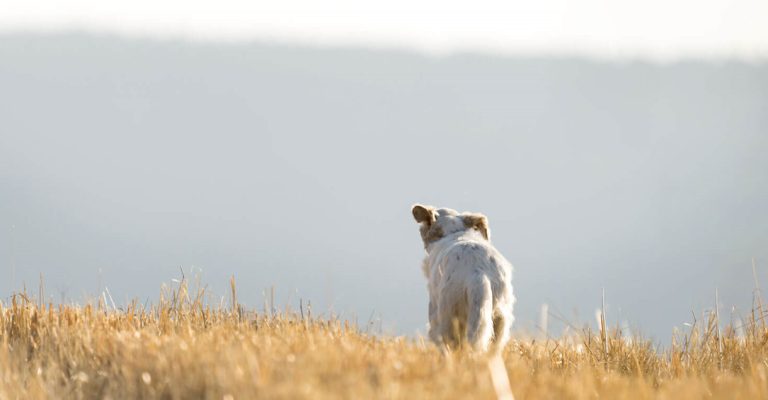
xmin=467 ymin=273 xmax=494 ymax=352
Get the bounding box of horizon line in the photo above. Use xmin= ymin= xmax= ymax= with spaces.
xmin=2 ymin=28 xmax=768 ymax=65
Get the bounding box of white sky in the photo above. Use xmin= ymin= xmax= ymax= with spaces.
xmin=2 ymin=0 xmax=768 ymax=60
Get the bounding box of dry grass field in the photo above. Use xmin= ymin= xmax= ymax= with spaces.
xmin=2 ymin=277 xmax=767 ymax=400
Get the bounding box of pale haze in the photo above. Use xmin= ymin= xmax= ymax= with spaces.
xmin=2 ymin=0 xmax=768 ymax=60
xmin=1 ymin=2 xmax=767 ymax=341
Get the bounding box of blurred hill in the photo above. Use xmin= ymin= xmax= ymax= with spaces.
xmin=1 ymin=33 xmax=766 ymax=339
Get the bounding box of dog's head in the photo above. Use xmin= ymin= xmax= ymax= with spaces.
xmin=411 ymin=204 xmax=490 ymax=250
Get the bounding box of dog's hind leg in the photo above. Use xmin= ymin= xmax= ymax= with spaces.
xmin=491 ymin=309 xmax=513 ymax=352
xmin=436 ymin=297 xmax=461 ymax=349
xmin=427 ymin=299 xmax=441 ymax=344
xmin=466 ymin=274 xmax=494 ymax=352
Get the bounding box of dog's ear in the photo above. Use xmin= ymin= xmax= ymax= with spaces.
xmin=412 ymin=204 xmax=437 ymax=226
xmin=463 ymin=213 xmax=490 ymax=240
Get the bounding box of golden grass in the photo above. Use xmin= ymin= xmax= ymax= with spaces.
xmin=2 ymin=278 xmax=767 ymax=399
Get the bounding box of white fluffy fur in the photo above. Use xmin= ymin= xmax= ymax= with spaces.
xmin=413 ymin=205 xmax=515 ymax=352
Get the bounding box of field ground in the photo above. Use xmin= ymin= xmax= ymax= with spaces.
xmin=2 ymin=279 xmax=768 ymax=399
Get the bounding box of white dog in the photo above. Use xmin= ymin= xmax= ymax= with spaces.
xmin=412 ymin=204 xmax=515 ymax=352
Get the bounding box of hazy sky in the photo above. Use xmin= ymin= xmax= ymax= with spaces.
xmin=2 ymin=0 xmax=768 ymax=60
